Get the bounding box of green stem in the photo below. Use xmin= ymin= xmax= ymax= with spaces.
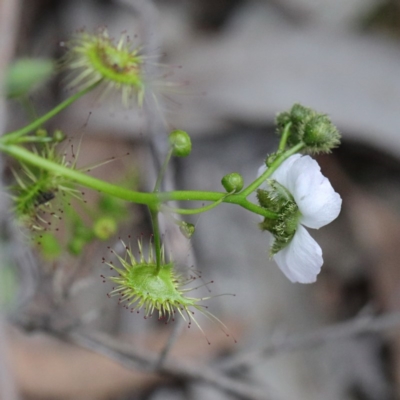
xmin=14 ymin=136 xmax=54 ymax=144
xmin=0 ymin=143 xmax=278 ymax=218
xmin=1 ymin=81 xmax=101 ymax=144
xmin=162 ymin=192 xmax=232 ymax=215
xmin=149 ymin=207 xmax=162 ymax=273
xmin=1 ymin=143 xmax=157 ymax=205
xmin=153 ymin=148 xmax=173 ymax=193
xmin=241 ymin=142 xmax=305 ymax=197
xmin=278 ymin=122 xmax=292 ymax=151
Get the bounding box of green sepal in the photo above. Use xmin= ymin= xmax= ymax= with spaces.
xmin=257 ymin=180 xmax=301 ymax=255
xmin=259 ymin=201 xmax=300 ymax=255
xmin=257 ymin=180 xmax=294 ymax=211
xmin=257 ymin=189 xmax=280 ymax=212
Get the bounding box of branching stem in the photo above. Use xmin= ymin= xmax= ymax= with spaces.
xmin=278 ymin=122 xmax=292 ymax=151
xmin=1 ymin=81 xmax=101 ymax=144
xmin=241 ymin=142 xmax=305 ymax=197
xmin=0 ymin=143 xmax=282 ymax=218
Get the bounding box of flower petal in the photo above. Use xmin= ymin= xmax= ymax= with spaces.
xmin=283 ymin=156 xmax=341 ymax=229
xmin=258 ymin=154 xmax=302 ymax=190
xmin=273 ymin=225 xmax=322 ymax=283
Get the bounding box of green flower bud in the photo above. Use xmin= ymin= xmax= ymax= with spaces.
xmin=179 ymin=222 xmax=195 ymax=238
xmin=276 ymin=104 xmax=315 ymax=146
xmin=221 ymin=172 xmax=244 ymax=193
xmin=276 ymin=103 xmax=341 ymax=153
xmin=301 ymin=114 xmax=341 ymax=154
xmin=53 ymin=129 xmax=66 ymax=143
xmin=169 ymin=130 xmax=192 ymax=157
xmin=289 ymin=104 xmax=313 ymax=126
xmin=93 ymin=217 xmax=117 ymax=240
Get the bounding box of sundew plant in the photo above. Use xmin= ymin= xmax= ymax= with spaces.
xmin=1 ymin=30 xmax=342 ymax=337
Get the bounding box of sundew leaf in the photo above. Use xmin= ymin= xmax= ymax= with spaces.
xmin=6 ymin=58 xmax=54 ymax=98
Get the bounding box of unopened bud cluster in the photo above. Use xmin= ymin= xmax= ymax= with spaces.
xmin=276 ymin=104 xmax=340 ymax=154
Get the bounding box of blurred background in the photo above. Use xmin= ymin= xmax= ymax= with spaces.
xmin=3 ymin=0 xmax=400 ymax=399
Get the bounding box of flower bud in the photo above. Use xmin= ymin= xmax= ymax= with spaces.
xmin=276 ymin=104 xmax=341 ymax=153
xmin=221 ymin=172 xmax=244 ymax=193
xmin=53 ymin=129 xmax=66 ymax=143
xmin=289 ymin=104 xmax=313 ymax=126
xmin=179 ymin=222 xmax=195 ymax=238
xmin=93 ymin=217 xmax=117 ymax=240
xmin=301 ymin=114 xmax=340 ymax=154
xmin=276 ymin=103 xmax=315 ymax=146
xmin=169 ymin=130 xmax=192 ymax=157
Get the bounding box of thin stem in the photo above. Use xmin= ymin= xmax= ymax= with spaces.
xmin=0 ymin=143 xmax=157 ymax=205
xmin=0 ymin=144 xmax=278 ymax=218
xmin=153 ymin=148 xmax=173 ymax=193
xmin=241 ymin=142 xmax=305 ymax=197
xmin=14 ymin=136 xmax=53 ymax=144
xmin=165 ymin=192 xmax=277 ymax=218
xmin=162 ymin=192 xmax=232 ymax=215
xmin=149 ymin=207 xmax=162 ymax=273
xmin=278 ymin=122 xmax=292 ymax=151
xmin=1 ymin=81 xmax=101 ymax=144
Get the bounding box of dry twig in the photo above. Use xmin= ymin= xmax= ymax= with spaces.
xmin=218 ymin=312 xmax=400 ymax=372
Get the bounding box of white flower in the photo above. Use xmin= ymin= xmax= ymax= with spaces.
xmin=258 ymin=154 xmax=342 ymax=283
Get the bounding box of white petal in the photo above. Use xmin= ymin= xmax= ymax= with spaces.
xmin=284 ymin=156 xmax=342 ymax=229
xmin=273 ymin=225 xmax=323 ymax=284
xmin=258 ymin=154 xmax=302 ymax=190
xmin=299 ymin=179 xmax=342 ymax=229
